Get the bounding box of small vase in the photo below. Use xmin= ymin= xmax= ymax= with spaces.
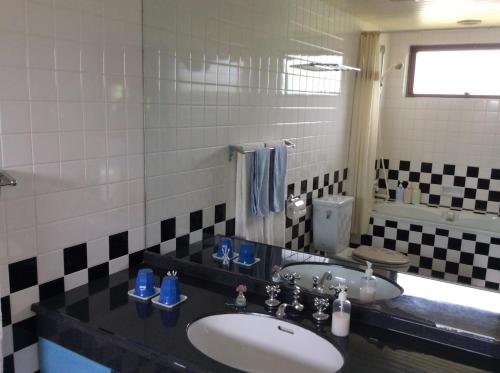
xmin=235 ymin=293 xmax=247 ymax=307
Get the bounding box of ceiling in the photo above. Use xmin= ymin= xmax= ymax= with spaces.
xmin=330 ymin=0 xmax=500 ymax=31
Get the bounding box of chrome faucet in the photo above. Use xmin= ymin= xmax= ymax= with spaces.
xmin=314 ymin=271 xmax=332 ymax=293
xmin=275 ymin=286 xmax=304 ymax=318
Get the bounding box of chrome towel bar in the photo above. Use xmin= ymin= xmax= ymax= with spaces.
xmin=0 ymin=170 xmax=17 ymax=187
xmin=228 ymin=139 xmax=296 ymax=161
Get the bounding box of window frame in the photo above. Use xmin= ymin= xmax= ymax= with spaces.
xmin=406 ymin=43 xmax=500 ymax=99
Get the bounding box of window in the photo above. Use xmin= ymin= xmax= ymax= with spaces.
xmin=407 ymin=44 xmax=500 ymax=98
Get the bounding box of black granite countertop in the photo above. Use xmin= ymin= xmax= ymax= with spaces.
xmin=33 ymin=268 xmax=497 ymax=373
xmin=143 ymin=235 xmax=500 ymax=358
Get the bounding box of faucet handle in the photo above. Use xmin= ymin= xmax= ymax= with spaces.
xmin=312 ymin=276 xmax=319 ymax=289
xmin=312 ymin=297 xmax=330 ymax=321
xmin=282 ymin=272 xmax=301 ymax=286
xmin=265 ymin=285 xmax=281 ymax=308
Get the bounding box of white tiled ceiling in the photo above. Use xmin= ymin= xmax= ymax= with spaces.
xmin=331 ymin=0 xmax=500 ymax=31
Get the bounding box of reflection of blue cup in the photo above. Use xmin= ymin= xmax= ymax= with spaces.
xmin=239 ymin=243 xmax=255 ymax=264
xmin=217 ymin=237 xmax=233 ymax=258
xmin=159 ymin=276 xmax=180 ymax=305
xmin=134 ymin=269 xmax=155 ymax=297
xmin=160 ymin=309 xmax=180 ymax=327
xmin=135 ymin=301 xmax=153 ymax=320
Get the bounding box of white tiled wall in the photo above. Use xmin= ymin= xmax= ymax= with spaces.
xmin=0 ymin=0 xmax=143 ymax=370
xmin=143 ymin=0 xmax=362 ymax=249
xmin=380 ymin=28 xmax=500 ymax=168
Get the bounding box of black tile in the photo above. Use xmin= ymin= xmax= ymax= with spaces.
xmin=443 ymin=164 xmax=455 ymax=175
xmin=430 ymin=174 xmax=442 ymax=185
xmin=488 ymin=257 xmax=500 ymax=270
xmin=13 ymin=316 xmax=37 ymax=352
xmin=373 ymin=225 xmax=385 ymax=237
xmin=285 ymin=242 xmax=292 ymax=249
xmin=445 ymin=261 xmax=459 ymax=274
xmin=147 ymin=245 xmax=160 ymax=253
xmin=9 ymin=257 xmax=38 ymax=293
xmin=384 ymin=238 xmax=396 ymax=250
xmin=485 ymin=282 xmax=499 ymax=291
xmin=286 ymin=217 xmax=293 ymax=228
xmin=343 ymin=168 xmax=348 ymax=180
xmin=396 ymin=229 xmax=409 ymax=241
xmin=323 ymin=174 xmax=330 ymax=187
xmin=464 ymin=188 xmax=476 ymax=199
xmin=378 ymin=179 xmax=386 ymax=189
xmin=360 ymin=235 xmax=372 ymax=246
xmin=298 ymin=235 xmax=305 ymax=249
xmin=431 ymin=271 xmax=444 ymax=279
xmin=466 ymin=166 xmax=479 ymax=178
xmin=305 ymin=219 xmax=311 ymax=233
xmin=419 ymin=183 xmax=430 ymax=194
xmin=300 ymin=180 xmax=307 ymax=194
xmin=214 ymin=203 xmax=226 ymax=224
xmin=453 ymin=176 xmax=466 ymax=187
xmin=399 ymin=160 xmax=410 ymax=171
xmin=421 ymin=162 xmax=432 ymax=173
xmin=388 ymin=189 xmax=396 ymax=200
xmin=109 ymin=232 xmax=128 ymax=260
xmin=318 ymin=188 xmax=324 ymax=198
xmin=435 ymin=228 xmax=449 ymax=236
xmin=39 ymin=278 xmax=65 ymax=301
xmin=1 ymin=296 xmax=11 ymax=326
xmin=460 ymin=252 xmax=474 ymax=265
xmin=409 ymin=172 xmax=420 ymax=182
xmin=433 ymin=247 xmax=447 ymax=260
xmin=66 ymin=298 xmax=90 ymax=321
xmin=457 ymin=276 xmax=471 ymax=285
xmin=129 ymin=250 xmax=144 ymax=267
xmin=420 ymin=257 xmax=432 ymax=269
xmin=477 ymin=178 xmax=490 ymax=190
xmin=422 ymin=233 xmax=435 ymax=246
xmin=3 ymin=354 xmax=14 ymax=373
xmin=489 ymin=191 xmax=500 ymax=202
xmin=388 ymin=169 xmax=399 ymax=180
xmin=447 ymin=238 xmax=461 ymax=251
xmin=292 ymin=225 xmax=299 ymax=239
xmin=176 ymin=234 xmax=190 ymax=250
xmin=287 ymin=183 xmax=295 ymax=196
xmin=334 ymin=170 xmax=339 ymax=183
xmin=408 ymin=243 xmax=421 ymax=255
xmin=491 ymin=237 xmax=500 ymax=245
xmin=202 ymin=226 xmax=214 ymax=240
xmin=161 ymin=218 xmax=176 ymax=242
xmin=472 ymin=266 xmax=486 ymax=280
xmin=225 ymin=218 xmax=235 ymax=236
xmin=451 ymin=197 xmax=463 ymax=209
xmin=475 ymin=242 xmax=489 ymax=255
xmin=328 ymin=185 xmax=334 ymax=195
xmin=491 ymin=168 xmax=500 ymax=180
xmin=382 ymin=159 xmax=389 ymax=169
xmin=88 ymin=263 xmax=109 ymax=282
xmin=386 ymin=220 xmax=397 ymax=228
xmin=190 ymin=210 xmax=203 ymax=232
xmin=428 ymin=194 xmax=440 ymax=206
xmin=408 ymin=266 xmax=419 ymax=274
xmin=474 ymin=200 xmax=487 ymax=211
xmin=462 ymin=232 xmax=476 ymax=241
xmin=410 ymin=224 xmax=423 ymax=232
xmin=306 ymin=192 xmax=312 ymax=206
xmin=313 ymin=176 xmax=319 ymax=190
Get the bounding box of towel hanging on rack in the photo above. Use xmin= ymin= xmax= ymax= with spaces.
xmin=250 ymin=147 xmax=270 ymax=217
xmin=268 ymin=143 xmax=288 ymax=212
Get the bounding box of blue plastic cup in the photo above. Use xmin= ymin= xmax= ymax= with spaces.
xmin=217 ymin=237 xmax=233 ymax=258
xmin=159 ymin=276 xmax=180 ymax=305
xmin=134 ymin=268 xmax=155 ymax=297
xmin=239 ymin=242 xmax=255 ymax=264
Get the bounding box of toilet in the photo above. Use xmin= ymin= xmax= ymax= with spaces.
xmin=312 ymin=196 xmax=410 ymax=270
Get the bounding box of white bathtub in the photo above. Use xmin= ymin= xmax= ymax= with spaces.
xmin=372 ymin=202 xmax=500 ymax=235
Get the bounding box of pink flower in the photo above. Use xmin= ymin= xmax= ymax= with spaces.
xmin=236 ymin=284 xmax=247 ymax=293
xmin=272 ymin=265 xmax=281 ymax=273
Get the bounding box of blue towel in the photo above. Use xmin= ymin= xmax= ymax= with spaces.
xmin=269 ymin=144 xmax=288 ymax=212
xmin=250 ymin=147 xmax=270 ymax=217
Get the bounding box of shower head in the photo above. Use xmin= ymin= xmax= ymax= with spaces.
xmin=381 ymin=62 xmax=404 ymax=80
xmin=394 ymin=62 xmax=404 ymax=70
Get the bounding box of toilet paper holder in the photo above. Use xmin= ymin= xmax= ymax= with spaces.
xmin=286 ymin=194 xmax=306 ymax=220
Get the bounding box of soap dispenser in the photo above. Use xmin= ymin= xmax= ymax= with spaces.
xmin=331 ymin=286 xmax=351 ymax=337
xmin=395 ymin=181 xmax=404 ymax=203
xmin=360 ymin=261 xmax=376 ymax=303
xmin=403 ymin=182 xmax=412 ymax=204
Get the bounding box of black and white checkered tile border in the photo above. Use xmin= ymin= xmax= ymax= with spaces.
xmin=361 ymin=215 xmax=500 ymax=290
xmin=377 ymin=160 xmax=500 ymax=215
xmin=285 ymin=168 xmax=348 ymax=252
xmin=148 ymin=202 xmax=235 ymax=255
xmin=2 ymin=231 xmax=145 ymax=373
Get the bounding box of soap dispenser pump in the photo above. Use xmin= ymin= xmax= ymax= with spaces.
xmin=331 ymin=285 xmax=351 ymax=337
xmin=360 ymin=261 xmax=376 ymax=303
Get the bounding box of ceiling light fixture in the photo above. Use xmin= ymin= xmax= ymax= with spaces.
xmin=457 ymin=19 xmax=482 ymax=26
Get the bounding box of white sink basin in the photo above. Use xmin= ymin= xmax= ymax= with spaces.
xmin=187 ymin=313 xmax=344 ymax=373
xmin=281 ymin=264 xmax=402 ymax=301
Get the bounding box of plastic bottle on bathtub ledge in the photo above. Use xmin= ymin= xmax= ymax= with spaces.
xmin=411 ymin=186 xmax=421 ymax=205
xmin=395 ymin=182 xmax=404 ymax=203
xmin=403 ymin=182 xmax=412 ymax=204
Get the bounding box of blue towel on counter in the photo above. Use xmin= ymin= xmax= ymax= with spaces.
xmin=250 ymin=147 xmax=270 ymax=217
xmin=269 ymin=144 xmax=288 ymax=212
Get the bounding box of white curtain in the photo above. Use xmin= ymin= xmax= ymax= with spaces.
xmin=235 ymin=151 xmax=285 ymax=247
xmin=348 ymin=32 xmax=381 ymax=235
